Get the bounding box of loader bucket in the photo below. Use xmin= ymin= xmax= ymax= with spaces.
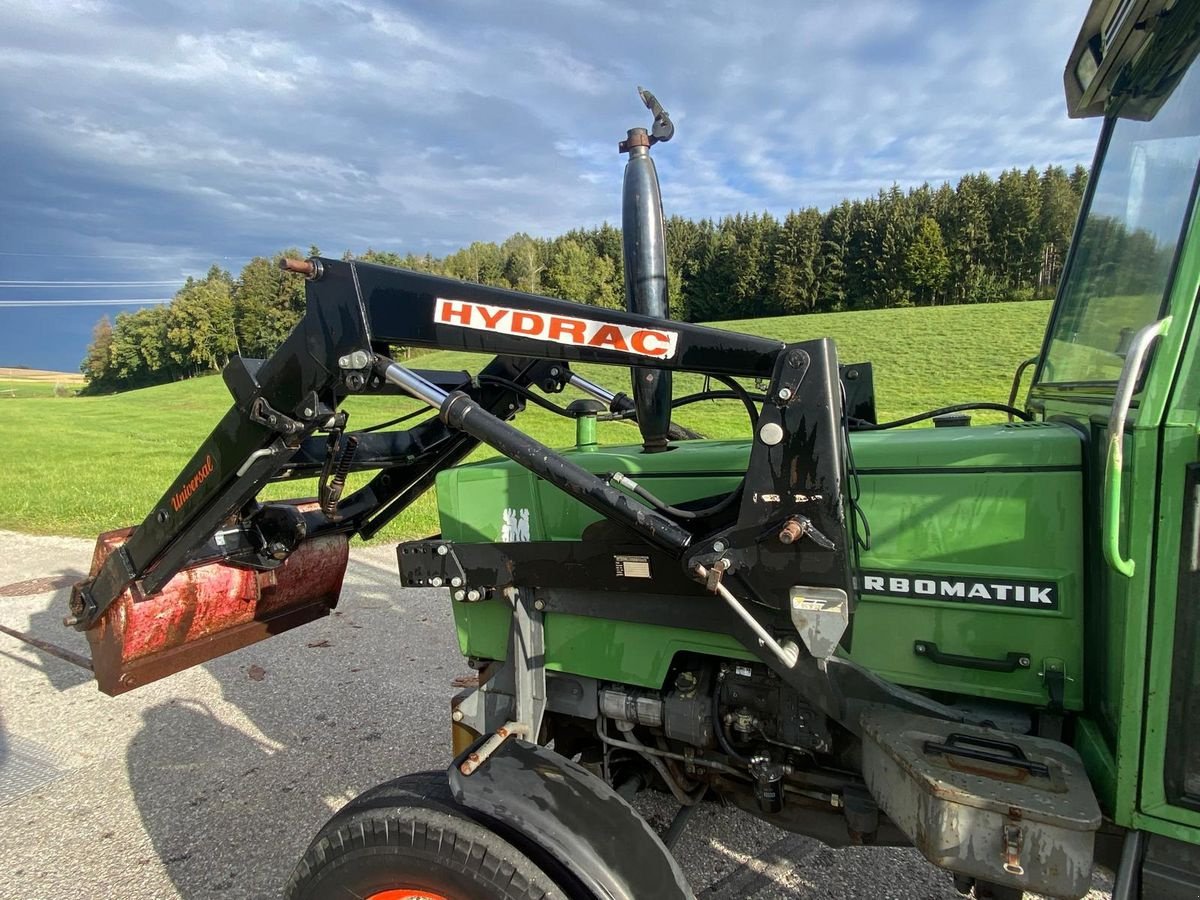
xmin=82 ymin=527 xmax=349 ymax=696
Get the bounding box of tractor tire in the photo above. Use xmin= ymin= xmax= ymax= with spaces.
xmin=285 ymin=771 xmax=568 ymax=900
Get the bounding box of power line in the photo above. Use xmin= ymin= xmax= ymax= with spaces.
xmin=0 ymin=280 xmax=184 ymax=287
xmin=0 ymin=299 xmax=172 ymax=308
xmin=0 ymin=250 xmax=236 ymax=260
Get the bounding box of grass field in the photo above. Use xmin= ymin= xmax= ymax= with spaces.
xmin=0 ymin=301 xmax=1050 ymax=541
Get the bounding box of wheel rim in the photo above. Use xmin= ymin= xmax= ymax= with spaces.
xmin=366 ymin=892 xmax=450 ymax=900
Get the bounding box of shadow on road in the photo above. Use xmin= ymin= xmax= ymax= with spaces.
xmin=123 ymin=552 xmax=459 ymax=899
xmin=0 ymin=568 xmax=92 ymax=692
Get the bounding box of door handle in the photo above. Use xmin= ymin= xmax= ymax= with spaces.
xmin=913 ymin=640 xmax=1031 ymax=672
xmin=1103 ymin=317 xmax=1171 ymax=577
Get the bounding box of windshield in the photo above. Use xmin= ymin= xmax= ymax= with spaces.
xmin=1039 ymin=61 xmax=1200 ymax=387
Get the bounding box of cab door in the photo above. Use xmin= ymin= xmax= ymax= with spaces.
xmin=1136 ymin=286 xmax=1200 ymax=833
xmin=1026 ymin=63 xmax=1200 ymax=830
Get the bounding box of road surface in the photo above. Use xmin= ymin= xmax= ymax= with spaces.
xmin=0 ymin=531 xmax=1112 ymax=899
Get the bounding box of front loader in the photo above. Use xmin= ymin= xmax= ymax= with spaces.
xmin=33 ymin=1 xmax=1200 ymax=896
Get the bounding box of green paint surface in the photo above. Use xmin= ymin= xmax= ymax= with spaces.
xmin=440 ymin=424 xmax=1086 ymax=701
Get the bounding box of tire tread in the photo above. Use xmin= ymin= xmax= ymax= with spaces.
xmin=285 ymin=771 xmax=562 ymax=900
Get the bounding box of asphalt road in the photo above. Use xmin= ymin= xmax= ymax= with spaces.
xmin=0 ymin=531 xmax=1113 ymax=899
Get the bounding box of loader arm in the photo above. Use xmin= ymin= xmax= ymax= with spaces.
xmin=69 ymin=256 xmax=857 ymax=709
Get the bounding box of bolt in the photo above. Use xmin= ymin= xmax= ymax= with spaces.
xmin=915 ymin=643 xmax=927 ymax=655
xmin=450 ymin=576 xmax=463 ymax=587
xmin=777 ymin=387 xmax=793 ymax=401
xmin=62 ymin=615 xmax=79 ymax=627
xmin=713 ymin=540 xmax=727 ymax=553
xmin=436 ymin=544 xmax=449 ymax=556
xmin=155 ymin=509 xmax=169 ymax=524
xmin=533 ymin=599 xmax=546 ymax=611
xmin=453 ymin=590 xmax=465 ymax=601
xmin=452 ymin=709 xmax=464 ymax=722
xmin=338 ymin=349 xmax=371 ymax=369
xmin=758 ymin=422 xmax=785 ymax=446
xmin=302 ymin=407 xmax=313 ymax=417
xmin=466 ymin=589 xmax=482 ymax=602
xmin=550 ymin=367 xmax=560 ymax=377
xmin=778 ymin=518 xmax=805 ymax=545
xmin=430 ymin=576 xmax=443 ymax=587
xmin=1019 ymin=656 xmax=1031 ymax=669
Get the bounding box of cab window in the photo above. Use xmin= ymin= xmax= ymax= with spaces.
xmin=1039 ymin=62 xmax=1200 ymax=387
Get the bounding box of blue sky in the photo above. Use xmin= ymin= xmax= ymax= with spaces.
xmin=0 ymin=0 xmax=1100 ymax=372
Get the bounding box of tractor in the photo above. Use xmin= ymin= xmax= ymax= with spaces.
xmin=49 ymin=0 xmax=1200 ymax=896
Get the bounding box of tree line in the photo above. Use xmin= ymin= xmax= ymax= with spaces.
xmin=82 ymin=164 xmax=1090 ymax=393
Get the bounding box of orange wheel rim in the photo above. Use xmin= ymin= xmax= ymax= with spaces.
xmin=366 ymin=892 xmax=450 ymax=900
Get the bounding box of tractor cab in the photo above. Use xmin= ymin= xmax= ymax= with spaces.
xmin=1028 ymin=0 xmax=1200 ymax=882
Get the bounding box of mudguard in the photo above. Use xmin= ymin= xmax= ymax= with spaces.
xmin=448 ymin=736 xmax=694 ymax=900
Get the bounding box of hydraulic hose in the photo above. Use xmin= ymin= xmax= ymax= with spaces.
xmin=712 ymin=673 xmax=750 ymax=765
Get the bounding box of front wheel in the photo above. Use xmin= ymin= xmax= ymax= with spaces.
xmin=286 ymin=771 xmax=566 ymax=900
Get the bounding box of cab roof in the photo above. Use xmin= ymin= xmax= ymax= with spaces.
xmin=1065 ymin=0 xmax=1200 ymax=119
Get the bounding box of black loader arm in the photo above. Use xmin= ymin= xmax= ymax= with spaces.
xmin=69 ymin=256 xmax=857 ymax=709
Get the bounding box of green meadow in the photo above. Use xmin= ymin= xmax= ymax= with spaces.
xmin=0 ymin=301 xmax=1050 ymax=541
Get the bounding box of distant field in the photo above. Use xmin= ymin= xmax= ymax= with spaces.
xmin=0 ymin=366 xmax=85 ymax=382
xmin=0 ymin=301 xmax=1050 ymax=540
xmin=0 ymin=367 xmax=84 ymax=399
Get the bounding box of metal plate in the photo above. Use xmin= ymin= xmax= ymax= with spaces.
xmin=0 ymin=735 xmax=68 ymax=806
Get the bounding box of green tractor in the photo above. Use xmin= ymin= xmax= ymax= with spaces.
xmin=58 ymin=0 xmax=1200 ymax=897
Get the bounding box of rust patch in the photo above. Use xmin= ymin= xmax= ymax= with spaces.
xmin=0 ymin=575 xmax=79 ymax=597
xmin=86 ymin=530 xmax=349 ymax=695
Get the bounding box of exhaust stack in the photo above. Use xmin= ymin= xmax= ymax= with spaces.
xmin=620 ymin=87 xmax=674 ymax=453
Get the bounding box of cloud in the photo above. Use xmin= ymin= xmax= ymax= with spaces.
xmin=1 ymin=1 xmax=1098 ymax=281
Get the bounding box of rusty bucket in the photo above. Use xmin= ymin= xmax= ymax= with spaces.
xmin=83 ymin=528 xmax=349 ymax=695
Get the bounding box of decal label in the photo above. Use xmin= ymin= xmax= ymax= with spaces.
xmin=856 ymin=570 xmax=1059 ymax=610
xmin=435 ymin=298 xmax=679 ymax=359
xmin=614 ymin=555 xmax=652 ymax=579
xmin=171 ymin=454 xmax=214 ymax=512
xmin=500 ymin=507 xmax=530 ymax=542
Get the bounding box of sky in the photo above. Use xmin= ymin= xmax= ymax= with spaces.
xmin=0 ymin=0 xmax=1101 ymax=373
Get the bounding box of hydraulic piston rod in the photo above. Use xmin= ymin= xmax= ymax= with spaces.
xmin=568 ymin=372 xmax=617 ymax=405
xmin=379 ymin=359 xmax=693 ymax=554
